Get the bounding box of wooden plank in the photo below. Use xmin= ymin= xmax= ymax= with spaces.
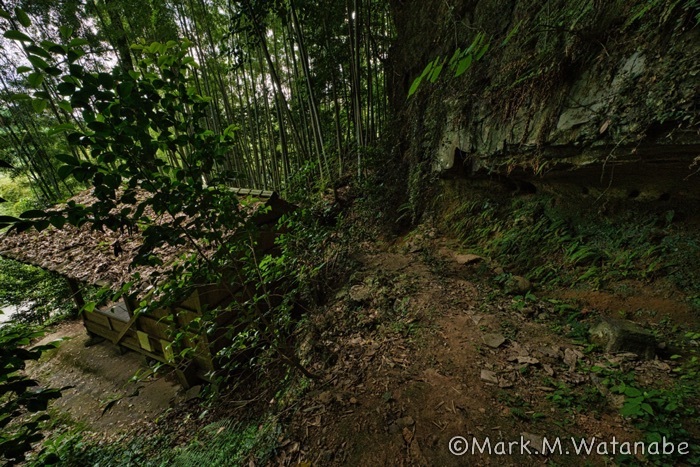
xmin=137 ymin=315 xmax=171 ymax=339
xmin=97 ymin=301 xmax=130 ymax=322
xmin=230 ymin=187 xmax=275 ymax=198
xmin=119 ymin=336 xmax=168 ymax=364
xmin=109 ymin=317 xmax=128 ymax=332
xmin=113 ymin=312 xmax=139 ymax=345
xmin=197 ymin=285 xmax=231 ymax=310
xmin=180 ymin=290 xmax=201 ymax=312
xmin=86 ymin=323 xmax=166 ymax=363
xmin=84 ymin=320 xmax=136 ymax=342
xmin=175 ymin=308 xmax=200 ymax=327
xmin=137 ymin=331 xmax=153 ymax=352
xmin=149 ymin=306 xmax=171 ymax=319
xmin=83 ymin=311 xmax=112 ymax=330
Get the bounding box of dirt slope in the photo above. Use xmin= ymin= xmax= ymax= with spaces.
xmin=279 ymin=238 xmax=690 ymax=466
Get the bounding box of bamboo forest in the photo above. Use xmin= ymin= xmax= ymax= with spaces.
xmin=1 ymin=1 xmax=700 ymax=465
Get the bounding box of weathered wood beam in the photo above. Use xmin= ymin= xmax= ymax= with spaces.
xmin=66 ymin=277 xmax=85 ymax=310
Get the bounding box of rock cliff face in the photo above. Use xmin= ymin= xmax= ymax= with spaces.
xmin=387 ymin=0 xmax=700 ymax=212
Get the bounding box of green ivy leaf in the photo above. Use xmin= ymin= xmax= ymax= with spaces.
xmin=475 ymin=42 xmax=490 ymax=61
xmin=502 ymin=20 xmax=522 ymax=46
xmin=428 ymin=61 xmax=444 ymax=84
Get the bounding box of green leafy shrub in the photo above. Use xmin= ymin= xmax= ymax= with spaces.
xmin=0 ymin=257 xmax=75 ymax=324
xmin=0 ymin=324 xmax=62 ymax=466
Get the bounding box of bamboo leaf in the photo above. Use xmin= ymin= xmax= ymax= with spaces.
xmin=57 ymin=82 xmax=76 ymax=96
xmin=10 ymin=93 xmax=31 ymax=101
xmin=475 ymin=42 xmax=490 ymax=61
xmin=429 ymin=63 xmax=444 ymax=83
xmin=25 ymin=45 xmax=52 ymax=59
xmin=448 ymin=47 xmax=462 ymax=67
xmin=502 ymin=20 xmax=522 ymax=46
xmin=35 ymin=219 xmax=50 ymax=232
xmin=0 ymin=215 xmax=20 ymax=228
xmin=49 ymin=216 xmax=65 ymax=229
xmin=57 ymin=165 xmax=74 ymax=180
xmin=454 ymin=55 xmax=473 ymax=77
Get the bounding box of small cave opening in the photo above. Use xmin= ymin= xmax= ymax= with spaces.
xmin=628 ymin=189 xmax=641 ymax=199
xmin=446 ymin=147 xmax=472 ymax=177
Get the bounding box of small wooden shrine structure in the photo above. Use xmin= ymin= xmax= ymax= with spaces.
xmin=0 ymin=188 xmax=294 ymax=387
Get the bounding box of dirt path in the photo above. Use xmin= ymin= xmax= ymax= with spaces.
xmin=280 ymin=239 xmax=683 ymax=466
xmin=23 ymin=236 xmax=692 ymax=465
xmin=28 ymin=320 xmax=180 ymax=434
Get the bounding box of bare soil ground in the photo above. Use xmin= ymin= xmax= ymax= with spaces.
xmin=27 ymin=320 xmax=180 ymax=434
xmin=276 ymin=237 xmax=692 ymax=466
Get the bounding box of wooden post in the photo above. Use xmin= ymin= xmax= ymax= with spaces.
xmin=66 ymin=278 xmax=85 ymax=310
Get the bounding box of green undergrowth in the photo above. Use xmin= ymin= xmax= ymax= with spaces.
xmin=505 ymin=293 xmax=700 ymax=465
xmin=31 ymin=368 xmax=308 ymax=466
xmin=443 ymin=192 xmax=700 ymax=304
xmin=32 ymin=413 xmax=281 ymax=467
xmin=0 ymin=257 xmax=78 ymax=324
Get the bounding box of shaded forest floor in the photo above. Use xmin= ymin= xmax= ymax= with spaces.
xmin=27 ymin=227 xmax=700 ymax=466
